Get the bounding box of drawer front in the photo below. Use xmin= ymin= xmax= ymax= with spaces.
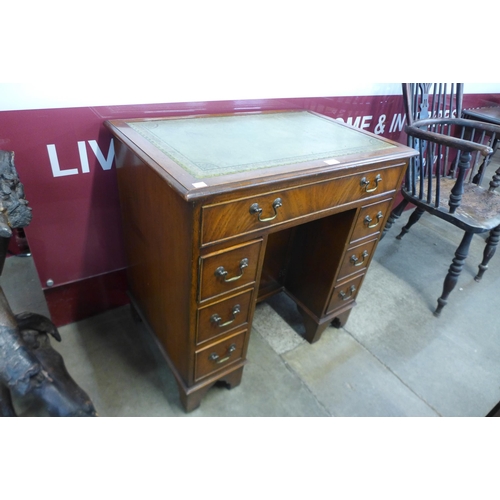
xmin=197 ymin=289 xmax=253 ymax=345
xmin=195 ymin=330 xmax=247 ymax=381
xmin=201 ymin=163 xmax=404 ymax=245
xmin=337 ymin=238 xmax=378 ymax=282
xmin=199 ymin=239 xmax=263 ymax=302
xmin=350 ymin=198 xmax=393 ymax=243
xmin=326 ymin=274 xmax=365 ymax=314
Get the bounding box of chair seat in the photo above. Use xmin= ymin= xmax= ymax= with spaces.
xmin=404 ymin=179 xmax=500 ymax=231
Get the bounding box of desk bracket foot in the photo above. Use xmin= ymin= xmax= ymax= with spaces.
xmin=216 ymin=365 xmax=244 ymax=390
xmin=297 ymin=307 xmax=331 ymax=344
xmin=298 ymin=303 xmax=356 ymax=343
xmin=177 ymin=363 xmax=246 ymax=412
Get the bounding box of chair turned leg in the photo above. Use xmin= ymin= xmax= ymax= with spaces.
xmin=475 ymin=225 xmax=500 ymax=282
xmin=396 ymin=207 xmax=425 ymax=240
xmin=381 ymin=199 xmax=409 ymax=240
xmin=435 ymin=231 xmax=474 ymax=316
xmin=488 ymin=155 xmax=500 ymax=191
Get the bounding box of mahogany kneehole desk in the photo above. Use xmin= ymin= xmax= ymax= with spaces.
xmin=105 ymin=111 xmax=417 ymax=412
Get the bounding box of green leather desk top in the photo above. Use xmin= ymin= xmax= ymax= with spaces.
xmin=126 ymin=111 xmax=395 ymax=179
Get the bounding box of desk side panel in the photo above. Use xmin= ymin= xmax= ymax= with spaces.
xmin=114 ymin=140 xmax=194 ymax=379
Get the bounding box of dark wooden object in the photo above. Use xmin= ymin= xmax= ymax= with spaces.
xmin=463 ymin=107 xmax=500 ymax=127
xmin=383 ymin=84 xmax=500 ymax=316
xmin=106 ymin=111 xmax=416 ymax=411
xmin=0 ymin=151 xmax=97 ymax=417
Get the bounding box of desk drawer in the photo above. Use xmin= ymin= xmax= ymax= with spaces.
xmin=337 ymin=238 xmax=377 ymax=282
xmin=195 ymin=330 xmax=247 ymax=381
xmin=199 ymin=239 xmax=263 ymax=302
xmin=201 ymin=163 xmax=404 ymax=245
xmin=326 ymin=274 xmax=365 ymax=314
xmin=350 ymin=198 xmax=393 ymax=242
xmin=197 ymin=289 xmax=253 ymax=344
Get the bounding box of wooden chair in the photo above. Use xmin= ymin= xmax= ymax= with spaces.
xmin=382 ymin=83 xmax=500 ymax=316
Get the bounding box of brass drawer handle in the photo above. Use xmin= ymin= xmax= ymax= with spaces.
xmin=249 ymin=198 xmax=282 ymax=222
xmin=209 ymin=343 xmax=237 ymax=364
xmin=364 ymin=211 xmax=383 ymax=228
xmin=360 ymin=174 xmax=382 ymax=193
xmin=215 ymin=258 xmax=249 ymax=282
xmin=350 ymin=250 xmax=369 ymax=267
xmin=210 ymin=305 xmax=241 ymax=328
xmin=339 ymin=285 xmax=356 ymax=301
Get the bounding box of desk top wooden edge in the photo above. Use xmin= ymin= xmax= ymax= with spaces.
xmin=105 ymin=110 xmax=417 ymax=202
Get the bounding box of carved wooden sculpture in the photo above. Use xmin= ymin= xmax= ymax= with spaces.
xmin=0 ymin=150 xmax=97 ymax=416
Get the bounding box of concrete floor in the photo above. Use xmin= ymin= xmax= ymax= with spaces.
xmin=3 ymin=199 xmax=500 ymax=417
